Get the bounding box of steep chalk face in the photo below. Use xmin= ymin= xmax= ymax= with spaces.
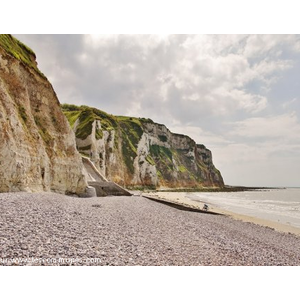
xmin=63 ymin=104 xmax=224 ymax=189
xmin=0 ymin=35 xmax=87 ymax=194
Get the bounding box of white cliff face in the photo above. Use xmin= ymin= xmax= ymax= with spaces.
xmin=68 ymin=111 xmax=224 ymax=188
xmin=0 ymin=46 xmax=87 ymax=194
xmin=75 ymin=120 xmax=119 ymax=180
xmin=132 ymin=133 xmax=158 ymax=186
xmin=141 ymin=122 xmax=223 ymax=187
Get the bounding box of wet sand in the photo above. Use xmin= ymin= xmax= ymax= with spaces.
xmin=144 ymin=191 xmax=300 ymax=236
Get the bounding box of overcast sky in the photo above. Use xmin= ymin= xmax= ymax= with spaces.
xmin=15 ymin=34 xmax=300 ymax=187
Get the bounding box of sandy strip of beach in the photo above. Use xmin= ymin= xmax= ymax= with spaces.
xmin=144 ymin=191 xmax=300 ymax=236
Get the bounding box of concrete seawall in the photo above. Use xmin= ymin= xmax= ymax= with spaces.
xmin=82 ymin=156 xmax=132 ymax=197
xmin=88 ymin=181 xmax=132 ymax=197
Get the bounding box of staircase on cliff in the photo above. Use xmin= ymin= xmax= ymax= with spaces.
xmin=82 ymin=156 xmax=108 ymax=182
xmin=82 ymin=156 xmax=131 ymax=197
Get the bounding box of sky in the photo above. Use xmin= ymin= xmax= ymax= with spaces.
xmin=14 ymin=34 xmax=300 ymax=187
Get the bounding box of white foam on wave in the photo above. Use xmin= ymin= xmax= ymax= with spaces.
xmin=188 ymin=188 xmax=300 ymax=229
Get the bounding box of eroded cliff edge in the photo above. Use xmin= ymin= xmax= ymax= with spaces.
xmin=0 ymin=35 xmax=87 ymax=193
xmin=62 ymin=104 xmax=224 ymax=189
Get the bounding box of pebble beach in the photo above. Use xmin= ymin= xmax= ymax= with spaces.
xmin=1 ymin=192 xmax=300 ymax=266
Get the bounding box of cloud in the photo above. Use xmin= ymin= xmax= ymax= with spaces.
xmin=282 ymin=97 xmax=298 ymax=109
xmin=14 ymin=34 xmax=300 ymax=186
xmin=243 ymin=35 xmax=300 ymax=58
xmin=229 ymin=112 xmax=300 ymax=140
xmin=16 ymin=34 xmax=299 ymax=124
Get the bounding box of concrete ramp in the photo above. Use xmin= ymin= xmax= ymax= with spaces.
xmin=88 ymin=181 xmax=132 ymax=197
xmin=82 ymin=156 xmax=132 ymax=197
xmin=82 ymin=156 xmax=108 ymax=182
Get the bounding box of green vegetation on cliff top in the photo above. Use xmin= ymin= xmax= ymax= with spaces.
xmin=62 ymin=104 xmax=148 ymax=174
xmin=62 ymin=104 xmax=150 ymax=142
xmin=61 ymin=103 xmax=223 ymax=186
xmin=117 ymin=116 xmax=144 ymax=174
xmin=62 ymin=104 xmax=118 ymax=140
xmin=0 ymin=34 xmax=44 ymax=77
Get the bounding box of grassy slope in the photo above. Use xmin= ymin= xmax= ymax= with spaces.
xmin=62 ymin=104 xmax=146 ymax=174
xmin=62 ymin=104 xmax=222 ymax=186
xmin=62 ymin=104 xmax=118 ymax=140
xmin=0 ymin=34 xmax=44 ymax=77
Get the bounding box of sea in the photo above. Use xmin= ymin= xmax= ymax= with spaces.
xmin=188 ymin=188 xmax=300 ymax=229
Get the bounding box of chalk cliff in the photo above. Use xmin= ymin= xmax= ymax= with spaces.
xmin=0 ymin=35 xmax=87 ymax=193
xmin=0 ymin=34 xmax=223 ymax=194
xmin=62 ymin=104 xmax=224 ymax=189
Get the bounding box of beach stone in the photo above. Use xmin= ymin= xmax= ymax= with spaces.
xmin=1 ymin=192 xmax=300 ymax=266
xmin=20 ymin=244 xmax=28 ymax=250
